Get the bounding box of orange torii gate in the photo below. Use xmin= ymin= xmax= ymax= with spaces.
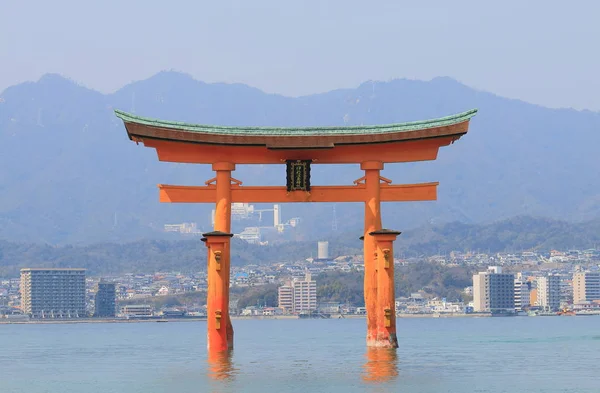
xmin=115 ymin=108 xmax=477 ymax=351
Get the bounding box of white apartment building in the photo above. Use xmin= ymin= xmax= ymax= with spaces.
xmin=20 ymin=268 xmax=86 ymax=318
xmin=121 ymin=304 xmax=153 ymax=318
xmin=278 ymin=273 xmax=317 ymax=313
xmin=536 ymin=274 xmax=561 ymax=311
xmin=278 ymin=285 xmax=294 ymax=312
xmin=514 ymin=273 xmax=531 ymax=311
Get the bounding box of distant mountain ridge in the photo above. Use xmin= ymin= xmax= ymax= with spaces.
xmin=1 ymin=72 xmax=599 ymax=244
xmin=1 ymin=215 xmax=599 ymax=277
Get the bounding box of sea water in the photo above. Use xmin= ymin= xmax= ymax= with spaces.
xmin=1 ymin=317 xmax=599 ymax=393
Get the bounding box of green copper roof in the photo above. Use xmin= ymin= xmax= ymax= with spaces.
xmin=114 ymin=108 xmax=477 ymax=136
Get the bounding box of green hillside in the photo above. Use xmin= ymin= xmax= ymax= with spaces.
xmin=1 ymin=216 xmax=598 ymax=277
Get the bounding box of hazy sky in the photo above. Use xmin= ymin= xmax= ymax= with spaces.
xmin=2 ymin=0 xmax=599 ymax=110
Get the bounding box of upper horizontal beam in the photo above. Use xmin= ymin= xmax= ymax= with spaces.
xmin=142 ymin=137 xmax=456 ymax=164
xmin=158 ymin=183 xmax=438 ymax=203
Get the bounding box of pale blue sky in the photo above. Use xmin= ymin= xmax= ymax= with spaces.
xmin=1 ymin=0 xmax=599 ymax=110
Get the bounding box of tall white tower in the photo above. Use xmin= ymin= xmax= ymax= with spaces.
xmin=273 ymin=204 xmax=281 ymax=227
xmin=317 ymin=241 xmax=329 ymax=260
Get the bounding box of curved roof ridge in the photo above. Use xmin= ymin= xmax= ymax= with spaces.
xmin=114 ymin=109 xmax=477 ymax=136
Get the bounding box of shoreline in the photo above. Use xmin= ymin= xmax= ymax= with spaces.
xmin=9 ymin=312 xmax=597 ymax=325
xmin=0 ymin=312 xmax=497 ymax=325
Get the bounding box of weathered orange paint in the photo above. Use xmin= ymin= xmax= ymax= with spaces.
xmin=203 ymin=235 xmax=232 ymax=351
xmin=142 ymin=137 xmax=454 ymax=164
xmin=362 ymin=162 xmax=383 ymax=347
xmin=371 ymin=230 xmax=402 ymax=348
xmin=158 ymin=183 xmax=438 ymax=204
xmin=214 ymin=163 xmax=234 ymax=233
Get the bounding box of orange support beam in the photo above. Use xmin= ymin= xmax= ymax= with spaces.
xmin=158 ymin=182 xmax=438 ymax=203
xmin=362 ymin=161 xmax=383 ymax=347
xmin=142 ymin=138 xmax=454 ymax=164
xmin=371 ymin=229 xmax=402 ymax=348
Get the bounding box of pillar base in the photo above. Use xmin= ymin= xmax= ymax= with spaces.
xmin=368 ymin=229 xmax=401 ymax=350
xmin=366 ymin=334 xmax=399 ymax=349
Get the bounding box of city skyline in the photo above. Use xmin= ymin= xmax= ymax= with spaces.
xmin=3 ymin=244 xmax=599 ymax=320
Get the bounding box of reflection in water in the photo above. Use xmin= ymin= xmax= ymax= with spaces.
xmin=362 ymin=348 xmax=399 ymax=383
xmin=207 ymin=349 xmax=237 ymax=381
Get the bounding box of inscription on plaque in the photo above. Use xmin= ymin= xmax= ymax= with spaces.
xmin=286 ymin=160 xmax=311 ymax=192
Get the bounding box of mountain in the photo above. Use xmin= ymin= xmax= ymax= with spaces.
xmin=1 ymin=216 xmax=599 ymax=277
xmin=1 ymin=72 xmax=599 ymax=244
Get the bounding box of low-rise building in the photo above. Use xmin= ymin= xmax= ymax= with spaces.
xmin=121 ymin=304 xmax=153 ymax=318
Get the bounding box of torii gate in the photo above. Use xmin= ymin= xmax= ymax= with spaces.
xmin=115 ymin=108 xmax=477 ymax=351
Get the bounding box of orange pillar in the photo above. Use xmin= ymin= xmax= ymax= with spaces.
xmin=371 ymin=229 xmax=401 ymax=348
xmin=202 ymin=231 xmax=234 ymax=351
xmin=207 ymin=161 xmax=235 ymax=351
xmin=213 ymin=162 xmax=234 ymax=233
xmin=213 ymin=162 xmax=235 ymax=348
xmin=361 ymin=161 xmax=383 ymax=346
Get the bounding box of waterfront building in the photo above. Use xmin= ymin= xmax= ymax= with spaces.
xmin=278 ymin=285 xmax=294 ymax=312
xmin=293 ymin=273 xmax=317 ymax=312
xmin=121 ymin=304 xmax=153 ymax=318
xmin=473 ymin=266 xmax=515 ymax=313
xmin=20 ymin=268 xmax=86 ymax=318
xmin=427 ymin=298 xmax=464 ymax=313
xmin=514 ymin=273 xmax=531 ymax=311
xmin=536 ymin=274 xmax=561 ymax=311
xmin=573 ymin=271 xmax=600 ymax=304
xmin=94 ymin=282 xmax=116 ymax=317
xmin=560 ymin=277 xmax=573 ymax=306
xmin=529 ymin=287 xmax=538 ymax=306
xmin=278 ymin=273 xmax=317 ymax=313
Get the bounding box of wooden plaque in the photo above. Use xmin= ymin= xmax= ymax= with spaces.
xmin=286 ymin=160 xmax=311 ymax=192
